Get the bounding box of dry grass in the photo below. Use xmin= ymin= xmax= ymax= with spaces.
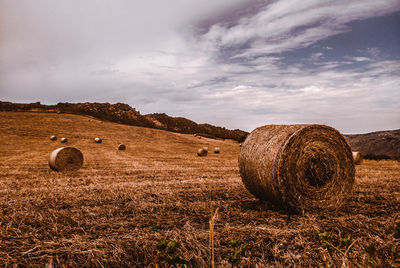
xmin=0 ymin=112 xmax=399 ymax=267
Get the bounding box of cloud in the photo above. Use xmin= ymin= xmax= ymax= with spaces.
xmin=199 ymin=0 xmax=400 ymax=58
xmin=0 ymin=0 xmax=399 ymax=133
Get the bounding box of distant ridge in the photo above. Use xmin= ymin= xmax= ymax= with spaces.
xmin=0 ymin=101 xmax=248 ymax=142
xmin=345 ymin=129 xmax=400 ymax=159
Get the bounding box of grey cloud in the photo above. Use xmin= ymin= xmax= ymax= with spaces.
xmin=200 ymin=0 xmax=400 ymax=58
xmin=1 ymin=0 xmax=399 ymax=134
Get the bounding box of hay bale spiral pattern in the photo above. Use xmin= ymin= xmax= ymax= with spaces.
xmin=49 ymin=147 xmax=84 ymax=172
xmin=118 ymin=144 xmax=126 ymax=150
xmin=197 ymin=148 xmax=208 ymax=157
xmin=238 ymin=124 xmax=355 ymax=211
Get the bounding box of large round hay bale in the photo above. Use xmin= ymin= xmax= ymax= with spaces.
xmin=197 ymin=148 xmax=208 ymax=157
xmin=50 ymin=135 xmax=57 ymax=141
xmin=238 ymin=124 xmax=355 ymax=211
xmin=60 ymin=137 xmax=68 ymax=143
xmin=352 ymin=151 xmax=363 ymax=165
xmin=214 ymin=147 xmax=220 ymax=154
xmin=118 ymin=144 xmax=126 ymax=150
xmin=94 ymin=137 xmax=102 ymax=143
xmin=49 ymin=147 xmax=84 ymax=172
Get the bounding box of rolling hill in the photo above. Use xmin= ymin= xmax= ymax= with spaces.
xmin=1 ymin=101 xmax=399 ymax=159
xmin=0 ymin=101 xmax=248 ymax=142
xmin=345 ymin=129 xmax=400 ymax=159
xmin=0 ymin=101 xmax=400 ymax=159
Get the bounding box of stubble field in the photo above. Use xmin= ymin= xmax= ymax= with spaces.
xmin=0 ymin=112 xmax=399 ymax=267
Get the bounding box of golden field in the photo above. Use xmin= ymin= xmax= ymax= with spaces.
xmin=0 ymin=112 xmax=399 ymax=267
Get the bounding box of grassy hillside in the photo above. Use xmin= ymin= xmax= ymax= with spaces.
xmin=0 ymin=101 xmax=248 ymax=142
xmin=0 ymin=112 xmax=399 ymax=267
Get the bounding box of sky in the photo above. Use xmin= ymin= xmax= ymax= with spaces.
xmin=1 ymin=0 xmax=399 ymax=134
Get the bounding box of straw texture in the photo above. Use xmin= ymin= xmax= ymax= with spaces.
xmin=118 ymin=144 xmax=126 ymax=150
xmin=238 ymin=124 xmax=355 ymax=211
xmin=197 ymin=148 xmax=208 ymax=157
xmin=352 ymin=152 xmax=363 ymax=165
xmin=49 ymin=147 xmax=84 ymax=172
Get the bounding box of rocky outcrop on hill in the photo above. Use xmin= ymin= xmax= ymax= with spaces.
xmin=0 ymin=101 xmax=248 ymax=141
xmin=146 ymin=113 xmax=247 ymax=141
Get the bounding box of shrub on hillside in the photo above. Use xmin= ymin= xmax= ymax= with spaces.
xmin=363 ymin=154 xmax=392 ymax=160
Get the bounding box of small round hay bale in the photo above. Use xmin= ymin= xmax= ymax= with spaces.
xmin=118 ymin=144 xmax=126 ymax=150
xmin=50 ymin=135 xmax=57 ymax=141
xmin=239 ymin=143 xmax=242 ymax=147
xmin=214 ymin=147 xmax=220 ymax=154
xmin=194 ymin=134 xmax=197 ymax=137
xmin=352 ymin=152 xmax=363 ymax=165
xmin=49 ymin=147 xmax=83 ymax=172
xmin=238 ymin=124 xmax=355 ymax=211
xmin=198 ymin=136 xmax=202 ymax=139
xmin=94 ymin=137 xmax=102 ymax=143
xmin=197 ymin=148 xmax=208 ymax=157
xmin=60 ymin=137 xmax=68 ymax=143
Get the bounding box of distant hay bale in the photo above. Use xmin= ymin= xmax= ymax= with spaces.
xmin=239 ymin=143 xmax=242 ymax=147
xmin=50 ymin=135 xmax=57 ymax=141
xmin=238 ymin=124 xmax=355 ymax=212
xmin=194 ymin=134 xmax=197 ymax=137
xmin=197 ymin=148 xmax=208 ymax=157
xmin=60 ymin=137 xmax=68 ymax=143
xmin=118 ymin=144 xmax=126 ymax=150
xmin=198 ymin=136 xmax=202 ymax=139
xmin=49 ymin=147 xmax=83 ymax=172
xmin=94 ymin=137 xmax=102 ymax=143
xmin=203 ymin=147 xmax=209 ymax=151
xmin=214 ymin=147 xmax=220 ymax=154
xmin=352 ymin=152 xmax=363 ymax=165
